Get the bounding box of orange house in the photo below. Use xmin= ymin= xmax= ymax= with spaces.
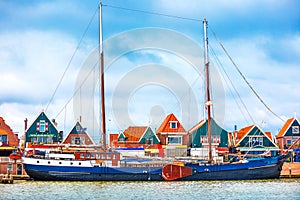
xmin=0 ymin=117 xmax=26 ymax=176
xmin=156 ymin=113 xmax=188 ymax=157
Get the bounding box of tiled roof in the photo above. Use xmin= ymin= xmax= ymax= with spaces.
xmin=277 ymin=117 xmax=295 ymax=137
xmin=123 ymin=126 xmax=147 ymax=142
xmin=236 ymin=125 xmax=254 ymax=143
xmin=156 ymin=113 xmax=186 ymax=133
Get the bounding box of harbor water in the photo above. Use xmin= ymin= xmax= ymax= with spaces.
xmin=1 ymin=179 xmax=299 ymax=200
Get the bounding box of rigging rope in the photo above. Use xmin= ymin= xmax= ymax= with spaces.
xmin=211 ymin=30 xmax=284 ymax=122
xmin=103 ymin=4 xmax=202 ymax=22
xmin=209 ymin=45 xmax=254 ymax=124
xmin=45 ymin=6 xmax=98 ymax=112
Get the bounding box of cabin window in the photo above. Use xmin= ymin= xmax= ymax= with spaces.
xmin=168 ymin=136 xmax=182 ymax=145
xmin=0 ymin=135 xmax=7 ymax=143
xmin=7 ymin=164 xmax=12 ymax=172
xmin=80 ymin=154 xmax=84 ymax=159
xmin=169 ymin=121 xmax=178 ymax=129
xmin=249 ymin=137 xmax=263 ymax=147
xmin=292 ymin=126 xmax=299 ymax=134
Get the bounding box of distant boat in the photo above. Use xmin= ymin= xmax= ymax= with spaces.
xmin=161 ymin=18 xmax=289 ymax=181
xmin=22 ymin=4 xmax=289 ymax=181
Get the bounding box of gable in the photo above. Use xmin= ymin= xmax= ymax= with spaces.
xmin=237 ymin=126 xmax=277 ymax=148
xmin=188 ymin=118 xmax=228 ymax=148
xmin=277 ymin=118 xmax=295 ymax=137
xmin=0 ymin=117 xmax=19 ymax=146
xmin=280 ymin=118 xmax=300 ymax=137
xmin=62 ymin=122 xmax=95 ymax=145
xmin=25 ymin=111 xmax=61 ymax=143
xmin=118 ymin=132 xmax=126 ymax=142
xmin=138 ymin=127 xmax=160 ymax=144
xmin=157 ymin=113 xmax=186 ymax=133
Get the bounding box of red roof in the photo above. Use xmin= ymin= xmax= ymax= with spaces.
xmin=277 ymin=117 xmax=295 ymax=137
xmin=156 ymin=113 xmax=186 ymax=133
xmin=123 ymin=126 xmax=147 ymax=142
xmin=0 ymin=117 xmax=19 ymax=146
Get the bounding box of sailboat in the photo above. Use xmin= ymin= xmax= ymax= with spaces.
xmin=22 ymin=4 xmax=289 ymax=181
xmin=22 ymin=2 xmax=172 ymax=181
xmin=161 ymin=18 xmax=289 ymax=181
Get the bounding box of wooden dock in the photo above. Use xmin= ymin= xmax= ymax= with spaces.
xmin=281 ymin=162 xmax=300 ymax=178
xmin=0 ymin=174 xmax=14 ymax=184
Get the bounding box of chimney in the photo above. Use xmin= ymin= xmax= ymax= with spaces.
xmin=52 ymin=119 xmax=58 ymax=127
xmin=24 ymin=118 xmax=28 ymax=131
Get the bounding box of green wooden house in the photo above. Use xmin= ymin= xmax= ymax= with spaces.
xmin=230 ymin=124 xmax=279 ymax=156
xmin=188 ymin=118 xmax=228 ymax=149
xmin=118 ymin=126 xmax=160 ymax=146
xmin=25 ymin=111 xmax=62 ymax=145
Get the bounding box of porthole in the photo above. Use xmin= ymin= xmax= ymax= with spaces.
xmin=70 ymin=162 xmax=73 ymax=165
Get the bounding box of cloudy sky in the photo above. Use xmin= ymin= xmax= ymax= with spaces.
xmin=0 ymin=0 xmax=299 ymax=142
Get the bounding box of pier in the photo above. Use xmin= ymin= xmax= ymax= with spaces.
xmin=281 ymin=162 xmax=300 ymax=178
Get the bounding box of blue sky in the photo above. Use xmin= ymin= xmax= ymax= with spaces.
xmin=0 ymin=0 xmax=299 ymax=142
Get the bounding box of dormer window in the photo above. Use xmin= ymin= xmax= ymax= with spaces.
xmin=169 ymin=121 xmax=178 ymax=129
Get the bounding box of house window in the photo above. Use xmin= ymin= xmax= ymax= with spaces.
xmin=167 ymin=136 xmax=182 ymax=145
xmin=71 ymin=136 xmax=85 ymax=145
xmin=286 ymin=140 xmax=292 ymax=145
xmin=146 ymin=138 xmax=153 ymax=145
xmin=292 ymin=126 xmax=299 ymax=134
xmin=169 ymin=121 xmax=178 ymax=129
xmin=76 ymin=125 xmax=81 ymax=132
xmin=249 ymin=137 xmax=263 ymax=147
xmin=39 ymin=120 xmax=46 ymax=132
xmin=0 ymin=135 xmax=7 ymax=143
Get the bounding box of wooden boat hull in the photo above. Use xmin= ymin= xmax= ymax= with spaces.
xmin=162 ymin=154 xmax=289 ymax=181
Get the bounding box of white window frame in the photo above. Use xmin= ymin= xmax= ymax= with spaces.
xmin=169 ymin=121 xmax=178 ymax=129
xmin=167 ymin=136 xmax=182 ymax=145
xmin=39 ymin=120 xmax=46 ymax=132
xmin=292 ymin=126 xmax=299 ymax=134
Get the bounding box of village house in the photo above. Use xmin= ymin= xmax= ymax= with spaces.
xmin=187 ymin=118 xmax=228 ymax=161
xmin=62 ymin=121 xmax=95 ymax=146
xmin=156 ymin=113 xmax=188 ymax=157
xmin=0 ymin=117 xmax=26 ymax=177
xmin=116 ymin=126 xmax=161 ymax=157
xmin=229 ymin=124 xmax=279 ymax=156
xmin=276 ymin=117 xmax=300 ymax=161
xmin=25 ymin=111 xmax=63 ymax=147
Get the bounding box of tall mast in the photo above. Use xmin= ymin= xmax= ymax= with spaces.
xmin=99 ymin=2 xmax=106 ymax=150
xmin=203 ymin=18 xmax=212 ymax=163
